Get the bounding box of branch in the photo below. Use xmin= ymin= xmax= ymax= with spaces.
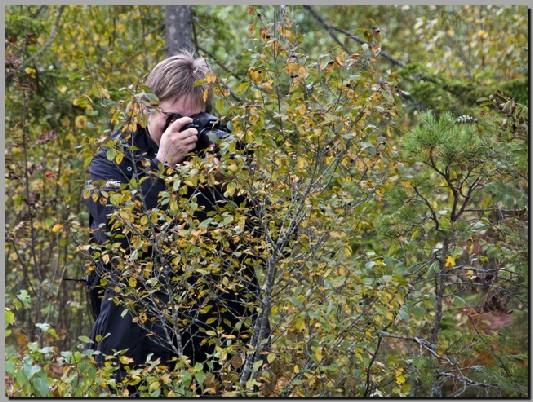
xmin=427 ymin=148 xmax=449 ymax=182
xmin=363 ymin=332 xmax=384 ymax=396
xmin=454 ymin=177 xmax=481 ymax=221
xmin=412 ymin=185 xmax=440 ymax=231
xmin=303 ymin=6 xmax=351 ymax=54
xmin=330 ymin=25 xmax=405 ymax=68
xmin=457 ymin=167 xmax=475 ymax=198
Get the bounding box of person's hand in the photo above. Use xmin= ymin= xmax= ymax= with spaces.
xmin=156 ymin=116 xmax=198 ymax=165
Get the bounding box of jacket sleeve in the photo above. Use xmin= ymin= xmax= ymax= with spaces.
xmin=84 ymin=150 xmax=166 ymax=319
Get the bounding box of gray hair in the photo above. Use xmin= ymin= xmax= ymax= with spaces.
xmin=145 ymin=49 xmax=212 ymax=111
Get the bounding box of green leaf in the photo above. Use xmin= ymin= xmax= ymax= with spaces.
xmin=5 ymin=308 xmax=15 ymax=327
xmin=22 ymin=362 xmax=41 ymax=380
xmin=106 ymin=148 xmax=116 ymax=161
xmin=17 ymin=289 xmax=32 ymax=308
xmin=195 ymin=371 xmax=205 ymax=387
xmin=267 ymin=352 xmax=276 ymax=364
xmin=78 ymin=335 xmax=93 ymax=344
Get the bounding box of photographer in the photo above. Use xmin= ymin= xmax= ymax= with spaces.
xmin=84 ymin=51 xmax=264 ymax=384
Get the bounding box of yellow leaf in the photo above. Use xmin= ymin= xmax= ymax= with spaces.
xmin=344 ymin=245 xmax=352 ymax=257
xmin=160 ymin=374 xmax=171 ymax=384
xmin=138 ymin=312 xmax=147 ymax=324
xmin=295 ymin=104 xmax=306 ymax=116
xmin=286 ymin=63 xmax=299 ymax=74
xmin=24 ymin=67 xmax=36 ymax=78
xmin=293 ymin=364 xmax=299 ymax=374
xmin=228 ymin=162 xmax=238 ymax=173
xmin=444 ymin=255 xmax=456 ymax=269
xmin=205 ymin=73 xmax=217 ymax=84
xmin=313 ymin=347 xmax=323 ymax=362
xmin=249 ymin=69 xmax=260 ymax=82
xmin=297 ymin=157 xmax=306 ymax=170
xmin=115 ymin=152 xmax=124 ymax=165
xmin=52 ymin=224 xmax=63 ymax=233
xmin=395 ymin=373 xmax=406 ymax=385
xmin=394 ymin=367 xmax=406 ymax=384
xmin=279 ymin=26 xmax=292 ymax=39
xmin=102 ymin=254 xmax=110 ymax=264
xmin=293 ymin=317 xmax=305 ymax=331
xmin=119 ymin=355 xmax=133 ymax=365
xmin=128 ymin=277 xmax=137 ymax=288
xmin=99 ymin=87 xmax=110 ymax=99
xmin=356 ymin=158 xmax=366 ymax=172
xmin=75 ymin=115 xmax=87 ymax=129
xmin=261 ymin=80 xmax=273 ymax=91
xmin=464 ymin=267 xmax=474 ymax=279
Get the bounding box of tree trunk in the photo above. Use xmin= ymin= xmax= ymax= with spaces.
xmin=430 ymin=237 xmax=448 ymax=397
xmin=164 ymin=5 xmax=193 ymax=56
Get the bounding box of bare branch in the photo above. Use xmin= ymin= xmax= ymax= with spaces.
xmin=454 ymin=177 xmax=482 ymax=221
xmin=412 ymin=185 xmax=440 ymax=231
xmin=303 ymin=6 xmax=351 ymax=54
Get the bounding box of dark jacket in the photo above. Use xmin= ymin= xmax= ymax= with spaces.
xmin=84 ymin=126 xmax=262 ymax=367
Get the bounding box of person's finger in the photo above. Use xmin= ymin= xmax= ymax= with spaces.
xmin=181 ymin=136 xmax=198 ymax=146
xmin=182 ymin=128 xmax=199 ymax=137
xmin=174 ymin=128 xmax=198 ymax=140
xmin=169 ymin=116 xmax=193 ymax=132
xmin=185 ymin=142 xmax=198 ymax=152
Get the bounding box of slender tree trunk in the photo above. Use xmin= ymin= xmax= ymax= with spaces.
xmin=164 ymin=5 xmax=193 ymax=56
xmin=430 ymin=237 xmax=448 ymax=397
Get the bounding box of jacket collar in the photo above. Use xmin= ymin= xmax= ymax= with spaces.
xmin=114 ymin=125 xmax=159 ymax=160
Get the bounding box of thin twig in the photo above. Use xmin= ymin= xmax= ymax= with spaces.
xmin=412 ymin=185 xmax=440 ymax=231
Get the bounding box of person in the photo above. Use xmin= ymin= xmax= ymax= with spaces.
xmin=84 ymin=51 xmax=264 ymax=389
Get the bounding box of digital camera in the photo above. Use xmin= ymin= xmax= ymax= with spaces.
xmin=163 ymin=112 xmax=233 ymax=154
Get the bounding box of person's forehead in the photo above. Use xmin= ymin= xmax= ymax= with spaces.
xmin=161 ymin=96 xmax=204 ymax=115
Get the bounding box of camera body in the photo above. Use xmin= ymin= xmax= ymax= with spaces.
xmin=163 ymin=112 xmax=233 ymax=154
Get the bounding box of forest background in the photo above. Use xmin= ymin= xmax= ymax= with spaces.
xmin=4 ymin=5 xmax=529 ymax=397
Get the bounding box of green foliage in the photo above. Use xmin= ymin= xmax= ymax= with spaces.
xmin=404 ymin=111 xmax=490 ymax=167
